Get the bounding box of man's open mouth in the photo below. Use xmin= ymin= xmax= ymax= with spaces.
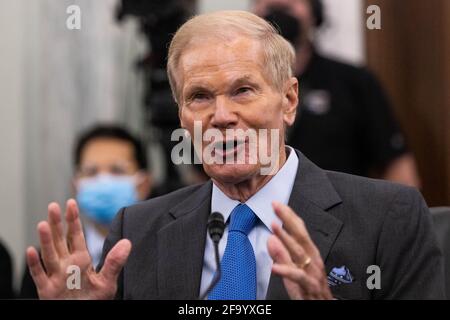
xmin=211 ymin=138 xmax=246 ymax=159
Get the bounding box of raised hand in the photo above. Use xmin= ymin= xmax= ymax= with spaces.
xmin=26 ymin=199 xmax=131 ymax=300
xmin=268 ymin=201 xmax=333 ymax=300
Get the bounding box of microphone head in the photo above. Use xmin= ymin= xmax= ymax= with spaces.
xmin=208 ymin=212 xmax=225 ymax=244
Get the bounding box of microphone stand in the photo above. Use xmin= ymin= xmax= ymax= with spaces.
xmin=199 ymin=240 xmax=221 ymax=300
xmin=199 ymin=212 xmax=225 ymax=300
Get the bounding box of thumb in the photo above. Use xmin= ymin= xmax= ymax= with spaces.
xmin=100 ymin=239 xmax=132 ymax=283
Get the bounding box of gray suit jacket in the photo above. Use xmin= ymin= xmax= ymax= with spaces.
xmin=99 ymin=150 xmax=445 ymax=299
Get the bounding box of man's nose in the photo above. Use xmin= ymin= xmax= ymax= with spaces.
xmin=210 ymin=96 xmax=238 ymax=129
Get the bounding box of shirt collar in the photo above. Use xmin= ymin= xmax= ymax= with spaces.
xmin=211 ymin=146 xmax=299 ymax=232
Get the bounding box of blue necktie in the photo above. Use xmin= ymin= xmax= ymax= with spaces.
xmin=208 ymin=204 xmax=258 ymax=300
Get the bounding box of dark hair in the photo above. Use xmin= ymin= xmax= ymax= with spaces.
xmin=311 ymin=0 xmax=324 ymax=27
xmin=74 ymin=124 xmax=148 ymax=171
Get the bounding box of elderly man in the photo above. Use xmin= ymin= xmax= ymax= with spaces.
xmin=26 ymin=11 xmax=444 ymax=300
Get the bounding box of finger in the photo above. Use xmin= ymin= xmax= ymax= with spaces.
xmin=26 ymin=246 xmax=49 ymax=291
xmin=272 ymin=222 xmax=308 ymax=268
xmin=273 ymin=222 xmax=329 ymax=289
xmin=272 ymin=201 xmax=319 ymax=256
xmin=272 ymin=263 xmax=325 ymax=299
xmin=48 ymin=202 xmax=69 ymax=257
xmin=100 ymin=239 xmax=132 ymax=283
xmin=65 ymin=199 xmax=88 ymax=253
xmin=267 ymin=234 xmax=294 ymax=266
xmin=268 ymin=234 xmax=306 ymax=300
xmin=37 ymin=221 xmax=60 ymax=275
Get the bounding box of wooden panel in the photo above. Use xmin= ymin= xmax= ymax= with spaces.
xmin=443 ymin=0 xmax=450 ymax=205
xmin=365 ymin=0 xmax=450 ymax=206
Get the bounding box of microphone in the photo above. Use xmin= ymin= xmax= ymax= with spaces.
xmin=199 ymin=212 xmax=225 ymax=300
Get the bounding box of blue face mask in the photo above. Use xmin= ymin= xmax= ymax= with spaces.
xmin=76 ymin=174 xmax=138 ymax=225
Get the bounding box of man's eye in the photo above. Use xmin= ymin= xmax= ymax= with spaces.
xmin=192 ymin=92 xmax=209 ymax=101
xmin=110 ymin=165 xmax=128 ymax=175
xmin=235 ymin=87 xmax=252 ymax=95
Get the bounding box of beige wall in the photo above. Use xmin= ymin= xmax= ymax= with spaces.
xmin=199 ymin=0 xmax=250 ymax=12
xmin=318 ymin=0 xmax=365 ymax=65
xmin=0 ymin=0 xmax=144 ymax=290
xmin=0 ymin=0 xmax=27 ymax=288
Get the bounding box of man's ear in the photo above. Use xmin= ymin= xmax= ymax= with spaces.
xmin=282 ymin=77 xmax=299 ymax=126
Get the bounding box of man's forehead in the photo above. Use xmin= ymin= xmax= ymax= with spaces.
xmin=179 ymin=36 xmax=264 ymax=71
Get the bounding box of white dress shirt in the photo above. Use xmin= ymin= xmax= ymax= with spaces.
xmin=200 ymin=147 xmax=299 ymax=299
xmin=84 ymin=223 xmax=106 ymax=269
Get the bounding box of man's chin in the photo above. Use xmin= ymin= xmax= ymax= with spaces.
xmin=205 ymin=163 xmax=260 ymax=184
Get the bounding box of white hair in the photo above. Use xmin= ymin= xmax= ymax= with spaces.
xmin=167 ymin=10 xmax=296 ymax=103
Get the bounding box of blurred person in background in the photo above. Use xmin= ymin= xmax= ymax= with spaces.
xmin=0 ymin=240 xmax=14 ymax=299
xmin=253 ymin=0 xmax=421 ymax=187
xmin=19 ymin=125 xmax=152 ymax=298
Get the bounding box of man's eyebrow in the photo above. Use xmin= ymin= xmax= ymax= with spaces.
xmin=183 ymin=84 xmax=211 ymax=97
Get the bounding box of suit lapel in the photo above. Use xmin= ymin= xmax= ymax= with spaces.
xmin=266 ymin=150 xmax=344 ymax=299
xmin=290 ymin=199 xmax=343 ymax=262
xmin=157 ymin=182 xmax=212 ymax=299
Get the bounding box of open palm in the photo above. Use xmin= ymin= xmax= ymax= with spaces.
xmin=26 ymin=199 xmax=131 ymax=300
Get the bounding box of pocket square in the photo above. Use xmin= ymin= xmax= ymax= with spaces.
xmin=327 ymin=266 xmax=354 ymax=287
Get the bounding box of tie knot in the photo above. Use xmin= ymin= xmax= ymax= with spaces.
xmin=229 ymin=204 xmax=257 ymax=236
